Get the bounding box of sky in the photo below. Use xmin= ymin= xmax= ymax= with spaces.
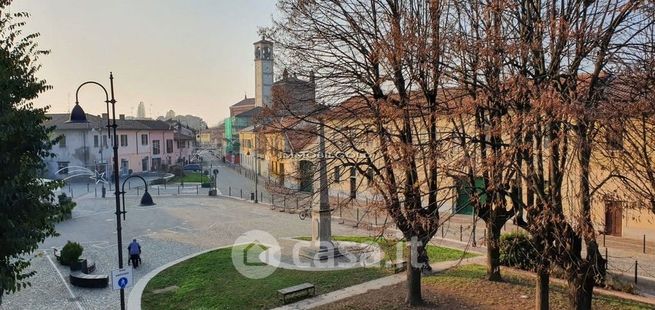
xmin=10 ymin=0 xmax=278 ymax=126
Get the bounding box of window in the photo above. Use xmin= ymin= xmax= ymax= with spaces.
xmin=334 ymin=166 xmax=341 ymax=182
xmin=94 ymin=135 xmax=99 ymax=148
xmin=366 ymin=168 xmax=374 ymax=186
xmin=606 ymin=123 xmax=624 ymax=151
xmin=166 ymin=139 xmax=173 ymax=153
xmin=120 ymin=134 xmax=128 ymax=147
xmin=153 ymin=140 xmax=160 ymax=155
xmin=177 ymin=140 xmax=185 ymax=149
xmin=57 ymin=161 xmax=69 ymax=174
xmin=102 ymin=135 xmax=108 ymax=147
xmin=141 ymin=134 xmax=148 ymax=145
xmin=59 ymin=135 xmax=66 ymax=148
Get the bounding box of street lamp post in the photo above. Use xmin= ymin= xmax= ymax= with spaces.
xmin=68 ymin=73 xmax=154 ymax=310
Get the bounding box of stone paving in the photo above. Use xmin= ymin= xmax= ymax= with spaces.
xmin=1 ymin=192 xmax=362 ymax=309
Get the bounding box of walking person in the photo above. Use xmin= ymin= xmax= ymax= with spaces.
xmin=128 ymin=239 xmax=142 ymax=268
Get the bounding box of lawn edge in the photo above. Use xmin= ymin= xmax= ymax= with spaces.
xmin=127 ymin=242 xmax=254 ymax=310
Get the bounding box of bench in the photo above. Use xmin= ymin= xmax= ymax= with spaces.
xmin=391 ymin=260 xmax=407 ymax=273
xmin=69 ymin=272 xmax=109 ymax=288
xmin=278 ymin=283 xmax=315 ymax=304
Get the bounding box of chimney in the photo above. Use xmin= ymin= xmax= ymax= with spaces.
xmin=119 ymin=114 xmax=125 ymax=120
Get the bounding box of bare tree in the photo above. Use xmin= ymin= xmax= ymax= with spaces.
xmin=271 ymin=0 xmax=457 ymax=305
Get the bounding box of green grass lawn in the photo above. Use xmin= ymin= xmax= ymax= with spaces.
xmin=142 ymin=246 xmax=390 ymax=310
xmin=142 ymin=237 xmax=474 ymax=309
xmin=174 ymin=172 xmax=210 ymax=183
xmin=296 ymin=235 xmax=477 ymax=263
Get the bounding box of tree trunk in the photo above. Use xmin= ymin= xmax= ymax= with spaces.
xmin=568 ymin=273 xmax=594 ymax=310
xmin=486 ymin=220 xmax=502 ymax=281
xmin=536 ymin=268 xmax=549 ymax=310
xmin=406 ymin=241 xmax=423 ymax=305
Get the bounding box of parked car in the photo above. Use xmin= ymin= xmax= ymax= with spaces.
xmin=183 ymin=164 xmax=202 ymax=172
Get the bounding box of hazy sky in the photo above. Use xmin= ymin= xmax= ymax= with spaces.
xmin=11 ymin=0 xmax=278 ymax=126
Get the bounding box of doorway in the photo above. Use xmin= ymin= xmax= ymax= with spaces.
xmin=604 ymin=200 xmax=623 ymax=236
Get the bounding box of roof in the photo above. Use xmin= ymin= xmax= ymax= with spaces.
xmin=253 ymin=38 xmax=273 ymax=45
xmin=234 ymin=106 xmax=263 ymax=119
xmin=46 ymin=113 xmax=176 ymax=131
xmin=136 ymin=119 xmax=173 ymax=130
xmin=231 ymin=97 xmax=256 ymax=107
xmin=285 ymin=126 xmax=317 ymax=152
xmin=44 ymin=113 xmax=105 ymax=130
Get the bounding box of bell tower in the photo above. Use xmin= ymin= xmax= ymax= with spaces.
xmin=254 ymin=38 xmax=274 ymax=107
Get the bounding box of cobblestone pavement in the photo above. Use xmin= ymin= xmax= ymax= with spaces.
xmin=1 ymin=192 xmax=362 ymax=309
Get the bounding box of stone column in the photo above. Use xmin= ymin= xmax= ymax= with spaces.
xmin=310 ymin=120 xmax=339 ymax=260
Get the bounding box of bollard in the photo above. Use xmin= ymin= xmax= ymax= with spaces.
xmin=158 ymin=186 xmax=160 ymax=195
xmin=635 ymin=260 xmax=638 ymax=284
xmin=356 ymin=208 xmax=360 ymax=227
xmin=375 ymin=213 xmax=378 ymax=226
xmin=87 ymin=183 xmax=90 ymax=192
xmin=261 ymin=192 xmax=263 ymax=202
xmin=197 ymin=185 xmax=199 ymax=195
xmin=605 ymin=248 xmax=608 ymax=270
xmin=441 ymin=225 xmax=445 ymax=238
xmin=178 ymin=185 xmax=180 ymax=194
xmin=95 ymin=187 xmax=97 ymax=198
xmin=644 ymin=235 xmax=646 ymax=254
xmin=240 ymin=189 xmax=243 ymax=199
xmin=271 ymin=196 xmax=274 ymax=205
xmin=460 ymin=225 xmax=463 ymax=242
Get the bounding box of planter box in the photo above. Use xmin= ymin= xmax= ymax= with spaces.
xmin=69 ymin=258 xmax=88 ymax=272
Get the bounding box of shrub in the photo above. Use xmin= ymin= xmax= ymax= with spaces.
xmin=499 ymin=231 xmax=538 ymax=271
xmin=59 ymin=241 xmax=84 ymax=266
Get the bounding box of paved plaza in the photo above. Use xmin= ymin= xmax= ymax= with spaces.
xmin=4 ymin=158 xmax=655 ymax=309
xmin=0 ymin=187 xmax=361 ymax=310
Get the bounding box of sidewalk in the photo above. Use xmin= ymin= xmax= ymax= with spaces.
xmin=273 ymin=256 xmax=485 ymax=310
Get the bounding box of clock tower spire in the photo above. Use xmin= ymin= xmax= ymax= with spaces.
xmin=254 ymin=37 xmax=274 ymax=107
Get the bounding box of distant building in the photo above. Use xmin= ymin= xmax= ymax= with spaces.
xmin=44 ymin=113 xmax=195 ymax=180
xmin=254 ymin=38 xmax=274 ymax=107
xmin=137 ymin=101 xmax=146 ymax=119
xmin=229 ymin=95 xmax=256 ymax=117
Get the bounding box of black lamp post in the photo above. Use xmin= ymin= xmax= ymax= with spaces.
xmin=68 ymin=73 xmax=154 ymax=310
xmin=121 ymin=175 xmax=156 ymax=213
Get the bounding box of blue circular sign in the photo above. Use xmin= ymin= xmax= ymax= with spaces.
xmin=118 ymin=277 xmax=128 ymax=288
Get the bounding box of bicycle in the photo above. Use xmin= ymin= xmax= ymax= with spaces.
xmin=299 ymin=207 xmax=311 ymax=220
